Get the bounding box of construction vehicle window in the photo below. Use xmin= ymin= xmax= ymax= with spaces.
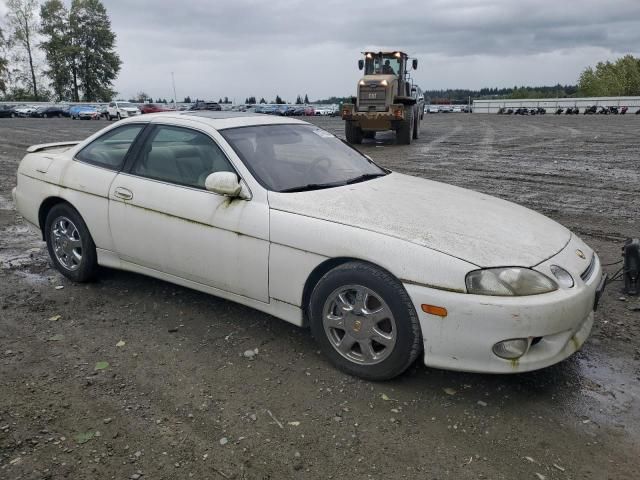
xmin=365 ymin=56 xmax=401 ymax=75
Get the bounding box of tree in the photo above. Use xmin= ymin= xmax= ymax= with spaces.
xmin=259 ymin=97 xmax=266 ymax=104
xmin=295 ymin=94 xmax=302 ymax=104
xmin=70 ymin=0 xmax=121 ymax=101
xmin=40 ymin=0 xmax=74 ymax=101
xmin=183 ymin=96 xmax=191 ymax=103
xmin=578 ymin=55 xmax=640 ymax=96
xmin=245 ymin=96 xmax=256 ymax=104
xmin=304 ymin=93 xmax=309 ymax=104
xmin=0 ymin=28 xmax=8 ymax=94
xmin=7 ymin=0 xmax=40 ymax=99
xmin=274 ymin=95 xmax=284 ymax=104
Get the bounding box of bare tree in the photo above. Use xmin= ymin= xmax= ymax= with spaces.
xmin=7 ymin=0 xmax=40 ymax=99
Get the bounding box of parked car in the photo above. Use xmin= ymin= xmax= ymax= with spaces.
xmin=427 ymin=105 xmax=439 ymax=113
xmin=31 ymin=105 xmax=69 ymax=118
xmin=107 ymin=101 xmax=141 ymax=120
xmin=12 ymin=112 xmax=605 ymax=380
xmin=189 ymin=101 xmax=222 ymax=111
xmin=0 ymin=105 xmax=18 ymax=118
xmin=303 ymin=106 xmax=315 ymax=116
xmin=139 ymin=103 xmax=171 ymax=114
xmin=13 ymin=104 xmax=37 ymax=117
xmin=451 ymin=106 xmax=462 ymax=113
xmin=69 ymin=105 xmax=100 ymax=120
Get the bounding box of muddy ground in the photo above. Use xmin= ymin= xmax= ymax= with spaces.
xmin=1 ymin=114 xmax=639 ymax=479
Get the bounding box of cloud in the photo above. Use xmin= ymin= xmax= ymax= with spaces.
xmin=82 ymin=0 xmax=640 ymax=99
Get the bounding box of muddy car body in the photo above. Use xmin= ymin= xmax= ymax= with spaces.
xmin=13 ymin=112 xmax=605 ymax=379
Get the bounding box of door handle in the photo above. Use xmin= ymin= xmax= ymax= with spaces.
xmin=114 ymin=187 xmax=133 ymax=200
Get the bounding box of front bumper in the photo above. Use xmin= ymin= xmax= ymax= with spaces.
xmin=120 ymin=110 xmax=141 ymax=118
xmin=405 ymin=236 xmax=604 ymax=373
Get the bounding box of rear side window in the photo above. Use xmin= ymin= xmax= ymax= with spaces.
xmin=76 ymin=124 xmax=144 ymax=170
xmin=131 ymin=125 xmax=235 ymax=189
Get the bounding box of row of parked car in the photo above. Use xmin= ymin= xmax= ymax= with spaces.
xmin=424 ymin=104 xmax=472 ymax=113
xmin=497 ymin=106 xmax=639 ymax=115
xmin=0 ymin=101 xmax=341 ymax=120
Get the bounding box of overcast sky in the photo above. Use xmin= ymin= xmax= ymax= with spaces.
xmin=3 ymin=0 xmax=640 ymax=102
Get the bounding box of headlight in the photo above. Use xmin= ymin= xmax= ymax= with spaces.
xmin=465 ymin=268 xmax=557 ymax=296
xmin=380 ymin=79 xmax=388 ymax=86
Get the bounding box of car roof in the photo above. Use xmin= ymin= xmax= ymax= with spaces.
xmin=138 ymin=111 xmax=309 ymax=130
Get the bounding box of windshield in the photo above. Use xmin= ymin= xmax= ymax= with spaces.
xmin=365 ymin=53 xmax=402 ymax=75
xmin=221 ymin=124 xmax=386 ymax=192
xmin=119 ymin=102 xmax=135 ymax=108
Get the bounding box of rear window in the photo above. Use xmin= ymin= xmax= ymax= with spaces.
xmin=76 ymin=125 xmax=145 ymax=170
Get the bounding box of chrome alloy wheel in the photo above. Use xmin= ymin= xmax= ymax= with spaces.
xmin=51 ymin=216 xmax=83 ymax=271
xmin=322 ymin=285 xmax=397 ymax=365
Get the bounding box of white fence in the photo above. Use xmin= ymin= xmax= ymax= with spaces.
xmin=472 ymin=96 xmax=640 ymax=114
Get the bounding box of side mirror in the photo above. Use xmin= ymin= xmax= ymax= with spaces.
xmin=205 ymin=171 xmax=243 ymax=197
xmin=412 ymin=59 xmax=418 ymax=70
xmin=358 ymin=59 xmax=364 ymax=70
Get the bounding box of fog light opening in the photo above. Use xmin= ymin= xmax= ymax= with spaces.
xmin=492 ymin=338 xmax=529 ymax=360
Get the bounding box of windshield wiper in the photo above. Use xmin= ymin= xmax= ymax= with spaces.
xmin=278 ymin=180 xmax=347 ymax=193
xmin=345 ymin=172 xmax=387 ymax=185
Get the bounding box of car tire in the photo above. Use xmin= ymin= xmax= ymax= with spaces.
xmin=309 ymin=261 xmax=422 ymax=381
xmin=117 ymin=113 xmax=121 ymax=120
xmin=363 ymin=131 xmax=376 ymax=140
xmin=45 ymin=203 xmax=98 ymax=283
xmin=345 ymin=121 xmax=363 ymax=144
xmin=412 ymin=109 xmax=420 ymax=140
xmin=43 ymin=113 xmax=48 ymax=118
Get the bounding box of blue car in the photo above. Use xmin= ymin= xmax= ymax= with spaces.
xmin=69 ymin=105 xmax=99 ymax=120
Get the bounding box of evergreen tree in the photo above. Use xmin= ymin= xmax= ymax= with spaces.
xmin=259 ymin=97 xmax=266 ymax=104
xmin=295 ymin=94 xmax=302 ymax=104
xmin=40 ymin=0 xmax=72 ymax=101
xmin=274 ymin=95 xmax=284 ymax=104
xmin=183 ymin=96 xmax=191 ymax=103
xmin=304 ymin=93 xmax=309 ymax=104
xmin=70 ymin=0 xmax=121 ymax=101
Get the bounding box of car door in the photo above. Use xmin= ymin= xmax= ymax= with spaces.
xmin=107 ymin=120 xmax=270 ymax=302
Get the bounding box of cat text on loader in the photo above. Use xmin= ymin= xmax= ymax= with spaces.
xmin=341 ymin=51 xmax=424 ymax=145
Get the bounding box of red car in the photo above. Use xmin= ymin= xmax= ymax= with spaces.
xmin=139 ymin=103 xmax=172 ymax=114
xmin=304 ymin=106 xmax=315 ymax=116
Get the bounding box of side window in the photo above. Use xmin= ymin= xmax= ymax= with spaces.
xmin=76 ymin=124 xmax=144 ymax=170
xmin=109 ymin=102 xmax=115 ymax=107
xmin=131 ymin=125 xmax=234 ymax=189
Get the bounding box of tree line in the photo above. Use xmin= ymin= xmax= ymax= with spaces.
xmin=0 ymin=0 xmax=120 ymax=102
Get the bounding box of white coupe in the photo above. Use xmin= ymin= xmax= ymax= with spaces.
xmin=12 ymin=112 xmax=606 ymax=379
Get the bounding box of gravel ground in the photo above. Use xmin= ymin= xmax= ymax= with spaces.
xmin=0 ymin=114 xmax=639 ymax=479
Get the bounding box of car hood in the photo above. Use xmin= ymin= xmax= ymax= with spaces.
xmin=268 ymin=172 xmax=571 ymax=267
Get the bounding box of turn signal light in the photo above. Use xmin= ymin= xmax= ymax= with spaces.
xmin=393 ymin=108 xmax=403 ymax=119
xmin=421 ymin=304 xmax=448 ymax=317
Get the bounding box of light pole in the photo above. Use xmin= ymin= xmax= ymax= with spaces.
xmin=171 ymin=72 xmax=178 ymax=110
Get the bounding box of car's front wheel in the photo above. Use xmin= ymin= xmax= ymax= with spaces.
xmin=309 ymin=262 xmax=422 ymax=380
xmin=45 ymin=203 xmax=98 ymax=282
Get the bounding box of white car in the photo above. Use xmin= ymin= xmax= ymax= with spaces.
xmin=107 ymin=101 xmax=141 ymax=120
xmin=427 ymin=105 xmax=439 ymax=113
xmin=12 ymin=112 xmax=605 ymax=379
xmin=452 ymin=106 xmax=462 ymax=113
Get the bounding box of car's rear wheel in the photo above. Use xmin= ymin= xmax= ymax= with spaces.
xmin=309 ymin=262 xmax=422 ymax=380
xmin=45 ymin=204 xmax=98 ymax=282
